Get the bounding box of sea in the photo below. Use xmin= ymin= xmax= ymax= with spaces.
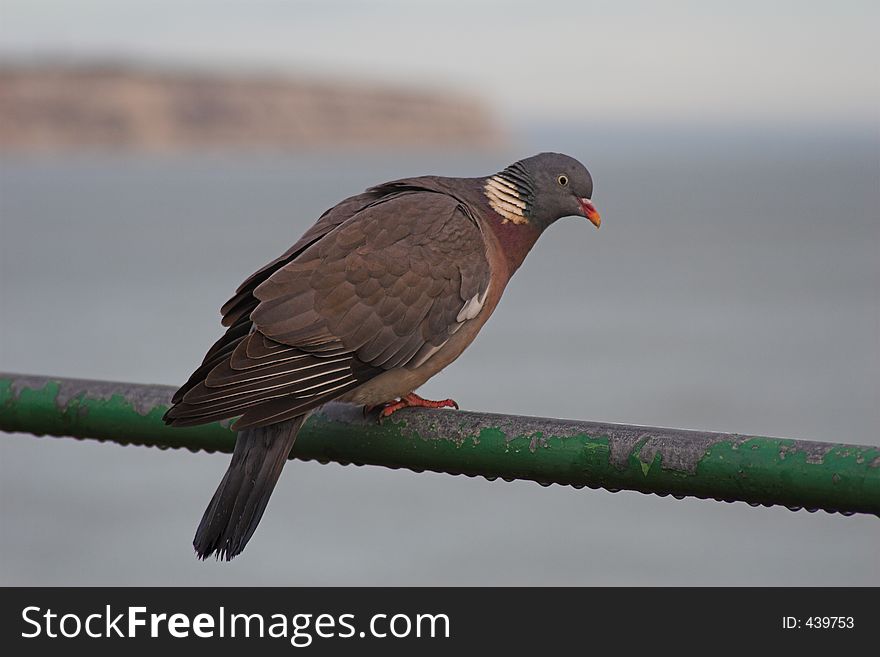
xmin=1 ymin=123 xmax=878 ymax=584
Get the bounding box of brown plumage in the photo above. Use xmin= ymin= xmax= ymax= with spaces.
xmin=165 ymin=152 xmax=600 ymax=560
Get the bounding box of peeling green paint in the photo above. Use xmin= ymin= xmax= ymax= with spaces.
xmin=1 ymin=373 xmax=879 ymax=516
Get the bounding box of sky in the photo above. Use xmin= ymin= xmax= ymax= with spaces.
xmin=1 ymin=0 xmax=879 ymax=125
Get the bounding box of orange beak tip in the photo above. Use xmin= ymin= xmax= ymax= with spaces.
xmin=579 ymin=198 xmax=601 ymax=229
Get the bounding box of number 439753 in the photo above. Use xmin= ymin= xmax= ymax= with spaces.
xmin=782 ymin=617 xmax=854 ymax=629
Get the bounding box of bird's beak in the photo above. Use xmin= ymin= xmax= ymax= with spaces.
xmin=579 ymin=198 xmax=601 ymax=228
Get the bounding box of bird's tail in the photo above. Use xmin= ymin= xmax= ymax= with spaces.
xmin=194 ymin=416 xmax=304 ymax=560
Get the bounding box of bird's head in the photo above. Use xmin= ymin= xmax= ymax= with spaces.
xmin=484 ymin=152 xmax=600 ymax=230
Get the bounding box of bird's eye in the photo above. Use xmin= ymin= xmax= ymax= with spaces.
xmin=557 ymin=174 xmax=569 ymax=187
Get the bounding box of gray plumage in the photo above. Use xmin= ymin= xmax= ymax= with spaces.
xmin=164 ymin=152 xmax=599 ymax=560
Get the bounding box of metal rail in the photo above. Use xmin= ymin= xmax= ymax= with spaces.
xmin=1 ymin=372 xmax=878 ymax=516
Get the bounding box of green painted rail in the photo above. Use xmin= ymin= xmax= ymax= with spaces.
xmin=1 ymin=372 xmax=878 ymax=516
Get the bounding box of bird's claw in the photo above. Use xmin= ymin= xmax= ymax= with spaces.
xmin=371 ymin=392 xmax=459 ymax=423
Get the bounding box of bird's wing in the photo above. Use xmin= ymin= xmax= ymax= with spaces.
xmin=167 ymin=191 xmax=380 ymax=407
xmin=252 ymin=190 xmax=491 ymax=367
xmin=165 ymin=190 xmax=491 ymax=430
xmin=220 ymin=191 xmax=381 ymax=328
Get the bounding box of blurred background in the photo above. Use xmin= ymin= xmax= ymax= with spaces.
xmin=1 ymin=1 xmax=878 ymax=585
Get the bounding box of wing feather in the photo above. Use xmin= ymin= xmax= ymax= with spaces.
xmin=165 ymin=183 xmax=491 ymax=430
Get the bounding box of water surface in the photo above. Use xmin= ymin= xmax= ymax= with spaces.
xmin=1 ymin=126 xmax=878 ymax=584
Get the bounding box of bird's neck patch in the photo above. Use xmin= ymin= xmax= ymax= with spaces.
xmin=483 ymin=172 xmax=532 ymax=225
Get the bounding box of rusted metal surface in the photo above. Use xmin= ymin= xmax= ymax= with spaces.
xmin=1 ymin=372 xmax=878 ymax=516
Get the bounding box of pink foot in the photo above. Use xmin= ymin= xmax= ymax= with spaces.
xmin=376 ymin=392 xmax=459 ymax=420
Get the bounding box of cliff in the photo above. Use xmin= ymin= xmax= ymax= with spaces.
xmin=0 ymin=65 xmax=502 ymax=152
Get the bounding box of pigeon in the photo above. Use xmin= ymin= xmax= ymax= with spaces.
xmin=164 ymin=152 xmax=601 ymax=560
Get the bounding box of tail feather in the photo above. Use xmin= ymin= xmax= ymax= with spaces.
xmin=194 ymin=416 xmax=305 ymax=560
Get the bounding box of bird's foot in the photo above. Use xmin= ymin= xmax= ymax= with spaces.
xmin=374 ymin=393 xmax=459 ymax=421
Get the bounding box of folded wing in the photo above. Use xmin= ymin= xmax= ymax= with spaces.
xmin=164 ymin=188 xmax=490 ymax=430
